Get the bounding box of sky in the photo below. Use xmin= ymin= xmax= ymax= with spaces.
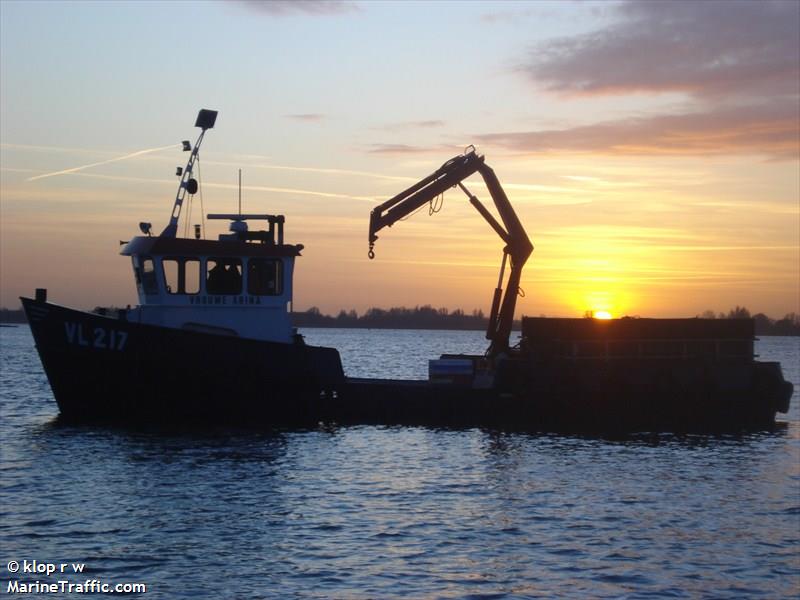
xmin=1 ymin=0 xmax=798 ymax=319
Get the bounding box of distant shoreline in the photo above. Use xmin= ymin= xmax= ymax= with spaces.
xmin=2 ymin=306 xmax=798 ymax=335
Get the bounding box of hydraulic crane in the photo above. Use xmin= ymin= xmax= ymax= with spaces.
xmin=368 ymin=148 xmax=533 ymax=357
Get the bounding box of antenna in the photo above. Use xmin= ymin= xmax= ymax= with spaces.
xmin=238 ymin=169 xmax=242 ymax=216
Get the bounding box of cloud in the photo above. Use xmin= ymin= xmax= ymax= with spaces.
xmin=477 ymin=102 xmax=799 ymax=159
xmin=366 ymin=143 xmax=450 ymax=155
xmin=232 ymin=0 xmax=359 ymax=16
xmin=480 ymin=8 xmax=535 ymax=24
xmin=411 ymin=120 xmax=445 ymax=129
xmin=524 ymin=0 xmax=799 ymax=99
xmin=370 ymin=120 xmax=446 ymax=134
xmin=284 ymin=113 xmax=327 ymax=122
xmin=480 ymin=5 xmax=569 ymax=25
xmin=382 ymin=120 xmax=445 ymax=130
xmin=490 ymin=0 xmax=800 ymax=159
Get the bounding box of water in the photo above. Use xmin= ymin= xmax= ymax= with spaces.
xmin=1 ymin=327 xmax=798 ymax=598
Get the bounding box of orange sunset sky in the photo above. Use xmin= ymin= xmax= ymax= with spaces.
xmin=1 ymin=0 xmax=798 ymax=319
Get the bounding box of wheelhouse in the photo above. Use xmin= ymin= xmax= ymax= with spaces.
xmin=120 ymin=215 xmax=303 ymax=343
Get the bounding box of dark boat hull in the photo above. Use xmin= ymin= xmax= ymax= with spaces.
xmin=331 ymin=358 xmax=791 ymax=432
xmin=502 ymin=356 xmax=790 ymax=432
xmin=21 ymin=298 xmax=792 ymax=432
xmin=21 ymin=297 xmax=344 ymax=424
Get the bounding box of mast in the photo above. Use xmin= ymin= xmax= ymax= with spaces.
xmin=160 ymin=109 xmax=218 ymax=238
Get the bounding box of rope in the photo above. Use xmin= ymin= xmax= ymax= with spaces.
xmin=399 ymin=203 xmax=427 ymax=221
xmin=184 ymin=188 xmax=193 ymax=238
xmin=197 ymin=155 xmax=205 ymax=239
xmin=399 ymin=192 xmax=445 ymax=222
xmin=429 ymin=191 xmax=444 ymax=215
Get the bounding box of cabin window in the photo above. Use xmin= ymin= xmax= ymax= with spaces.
xmin=162 ymin=258 xmax=200 ymax=295
xmin=248 ymin=259 xmax=283 ymax=296
xmin=206 ymin=258 xmax=242 ymax=294
xmin=185 ymin=259 xmax=200 ymax=294
xmin=141 ymin=257 xmax=158 ymax=295
xmin=163 ymin=259 xmax=179 ymax=294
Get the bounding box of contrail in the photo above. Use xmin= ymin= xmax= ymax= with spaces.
xmin=26 ymin=144 xmax=177 ymax=182
xmin=63 ymin=171 xmax=378 ymax=202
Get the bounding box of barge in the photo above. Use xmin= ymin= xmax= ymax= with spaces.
xmin=21 ymin=110 xmax=793 ymax=431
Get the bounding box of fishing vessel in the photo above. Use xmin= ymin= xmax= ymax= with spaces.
xmin=22 ymin=110 xmax=343 ymax=423
xmin=21 ymin=110 xmax=793 ymax=430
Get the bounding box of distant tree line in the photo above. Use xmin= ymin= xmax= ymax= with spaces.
xmin=2 ymin=304 xmax=798 ymax=335
xmin=293 ymin=304 xmax=800 ymax=335
xmin=0 ymin=309 xmax=26 ymax=323
xmin=292 ymin=305 xmax=503 ymax=331
xmin=695 ymin=306 xmax=800 ymax=336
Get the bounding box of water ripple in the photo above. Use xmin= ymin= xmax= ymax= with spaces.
xmin=1 ymin=328 xmax=798 ymax=598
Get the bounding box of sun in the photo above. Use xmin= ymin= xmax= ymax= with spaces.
xmin=593 ymin=310 xmax=613 ymax=320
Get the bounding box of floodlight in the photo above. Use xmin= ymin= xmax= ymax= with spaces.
xmin=182 ymin=140 xmax=191 ymax=151
xmin=195 ymin=109 xmax=218 ymax=130
xmin=139 ymin=222 xmax=152 ymax=236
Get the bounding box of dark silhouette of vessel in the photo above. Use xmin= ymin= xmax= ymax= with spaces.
xmin=21 ymin=110 xmax=793 ymax=431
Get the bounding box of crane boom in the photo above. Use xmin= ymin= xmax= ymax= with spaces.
xmin=368 ymin=148 xmax=533 ymax=356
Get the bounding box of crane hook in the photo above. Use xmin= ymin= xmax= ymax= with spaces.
xmin=368 ymin=243 xmax=375 ymax=260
